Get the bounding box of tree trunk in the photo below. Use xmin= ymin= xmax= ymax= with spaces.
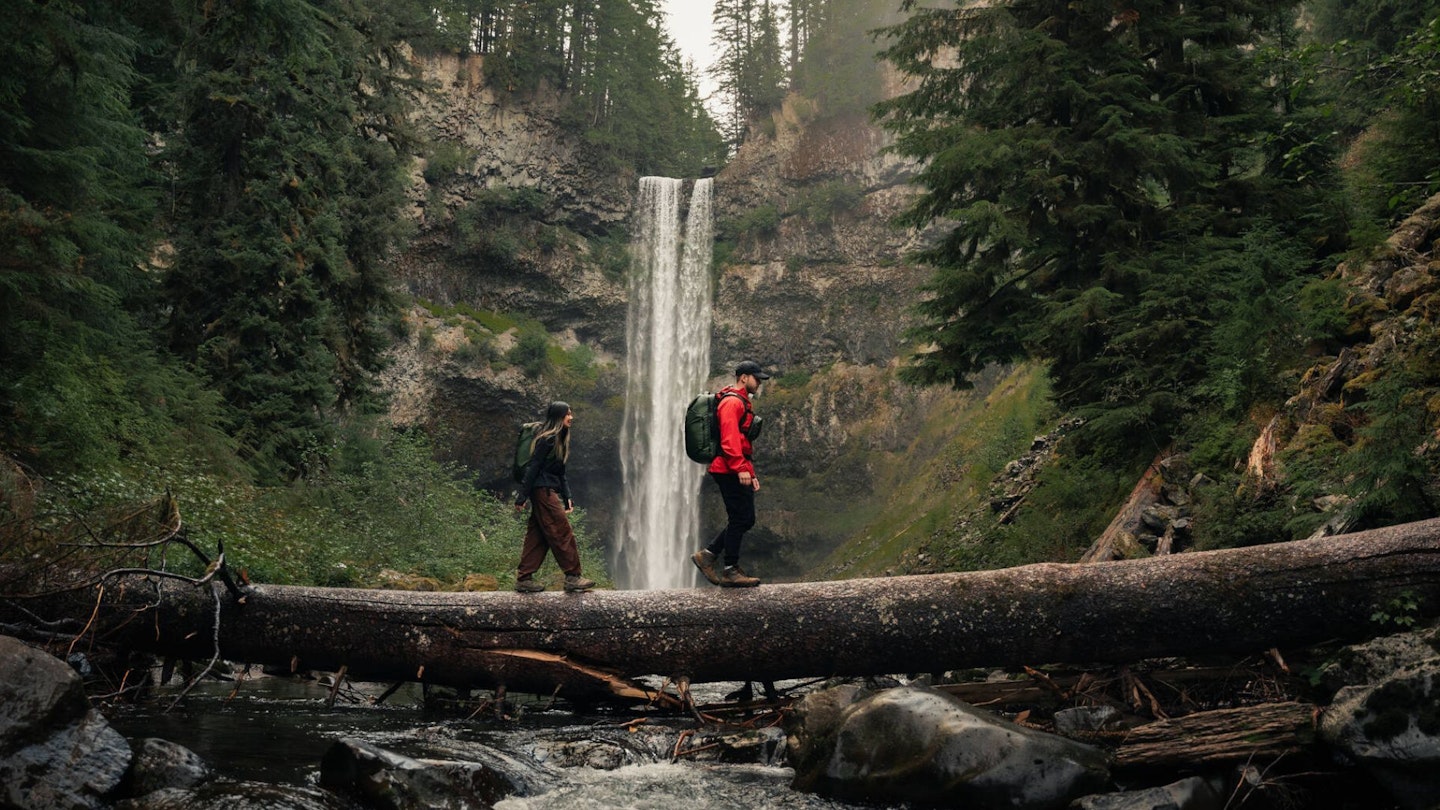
xmin=12 ymin=519 xmax=1440 ymax=704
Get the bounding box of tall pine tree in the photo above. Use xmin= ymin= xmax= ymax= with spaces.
xmin=0 ymin=0 xmax=226 ymax=471
xmin=163 ymin=0 xmax=415 ymax=481
xmin=712 ymin=0 xmax=788 ymax=146
xmin=878 ymin=0 xmax=1330 ymax=453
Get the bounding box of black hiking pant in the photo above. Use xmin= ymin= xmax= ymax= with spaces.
xmin=706 ymin=472 xmax=755 ymax=568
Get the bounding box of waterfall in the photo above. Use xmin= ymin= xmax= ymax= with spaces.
xmin=613 ymin=176 xmax=714 ymax=590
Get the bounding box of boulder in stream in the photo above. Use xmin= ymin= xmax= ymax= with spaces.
xmin=788 ymin=684 xmax=1112 ymax=809
xmin=1319 ymin=657 xmax=1440 ymax=810
xmin=1069 ymin=776 xmax=1225 ymax=810
xmin=0 ymin=634 xmax=133 ymax=810
xmin=124 ymin=736 xmax=215 ymax=796
xmin=115 ymin=781 xmax=353 ymax=810
xmin=320 ymin=736 xmax=542 ymax=809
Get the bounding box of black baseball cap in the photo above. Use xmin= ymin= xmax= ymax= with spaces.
xmin=735 ymin=360 xmax=771 ymax=380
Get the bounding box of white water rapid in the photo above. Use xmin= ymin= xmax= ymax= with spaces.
xmin=613 ymin=176 xmax=714 ymax=590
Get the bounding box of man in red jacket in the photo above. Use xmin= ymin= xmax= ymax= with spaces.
xmin=692 ymin=360 xmax=770 ymax=587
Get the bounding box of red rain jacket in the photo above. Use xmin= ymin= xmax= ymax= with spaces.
xmin=707 ymin=385 xmax=755 ymax=476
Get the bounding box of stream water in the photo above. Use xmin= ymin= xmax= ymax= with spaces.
xmin=109 ymin=673 xmax=884 ymax=810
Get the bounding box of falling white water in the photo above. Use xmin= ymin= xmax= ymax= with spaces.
xmin=614 ymin=177 xmax=714 ymax=590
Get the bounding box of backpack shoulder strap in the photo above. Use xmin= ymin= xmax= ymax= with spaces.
xmin=715 ymin=389 xmax=752 ymax=424
xmin=715 ymin=389 xmax=745 ymax=412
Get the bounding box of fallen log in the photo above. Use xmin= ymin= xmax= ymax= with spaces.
xmin=933 ymin=663 xmax=1281 ymax=711
xmin=7 ymin=519 xmax=1440 ymax=704
xmin=1079 ymin=451 xmax=1167 ymax=563
xmin=1109 ymin=702 xmax=1319 ymax=768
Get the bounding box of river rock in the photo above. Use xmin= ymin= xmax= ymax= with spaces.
xmin=1313 ymin=625 xmax=1440 ymax=699
xmin=1319 ymin=659 xmax=1440 ymax=810
xmin=1069 ymin=776 xmax=1224 ymax=810
xmin=115 ymin=781 xmax=352 ymax=810
xmin=125 ymin=736 xmax=214 ymax=796
xmin=320 ymin=736 xmax=532 ymax=809
xmin=1054 ymin=706 xmax=1124 ymax=736
xmin=0 ymin=634 xmax=133 ymax=809
xmin=788 ymin=684 xmax=1111 ymax=809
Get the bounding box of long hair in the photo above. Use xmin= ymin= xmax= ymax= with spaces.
xmin=531 ymin=401 xmax=571 ymax=463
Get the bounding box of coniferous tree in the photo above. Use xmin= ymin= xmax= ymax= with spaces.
xmin=793 ymin=0 xmax=895 ymax=117
xmin=878 ymin=0 xmax=1331 ymax=454
xmin=712 ymin=0 xmax=788 ymax=146
xmin=163 ymin=0 xmax=415 ymax=481
xmin=0 ymin=0 xmax=226 ymax=471
xmin=711 ymin=0 xmax=753 ymax=143
xmin=567 ymin=0 xmax=725 ymax=175
xmin=749 ymin=1 xmax=789 ymax=110
xmin=425 ymin=0 xmax=723 ymax=173
xmin=1304 ymin=5 xmax=1440 ymax=226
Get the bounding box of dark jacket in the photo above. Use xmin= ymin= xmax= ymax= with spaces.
xmin=516 ymin=434 xmax=571 ymax=507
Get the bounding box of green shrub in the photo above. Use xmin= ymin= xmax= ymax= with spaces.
xmin=1296 ymin=276 xmax=1355 ymax=349
xmin=423 ymin=141 xmax=469 ymax=184
xmin=591 ymin=232 xmax=632 ymax=282
xmin=797 ymin=181 xmax=863 ymax=224
xmin=729 ymin=205 xmax=781 ymax=240
xmin=507 ymin=324 xmax=551 ymax=378
xmin=774 ymin=369 xmax=812 ymax=389
xmin=536 ymin=224 xmax=562 ymax=253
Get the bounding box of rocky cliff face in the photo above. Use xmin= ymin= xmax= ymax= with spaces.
xmin=393 ymin=52 xmax=631 ymax=346
xmin=379 ymin=51 xmax=633 ymax=527
xmin=711 ymin=100 xmax=927 ymax=371
xmin=382 ymin=54 xmax=967 ymax=577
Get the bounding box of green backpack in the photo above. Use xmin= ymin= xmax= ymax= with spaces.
xmin=684 ymin=391 xmax=753 ymax=463
xmin=513 ymin=422 xmax=543 ymax=483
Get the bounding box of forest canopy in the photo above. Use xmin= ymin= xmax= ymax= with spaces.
xmin=877 ymin=0 xmax=1440 ymax=533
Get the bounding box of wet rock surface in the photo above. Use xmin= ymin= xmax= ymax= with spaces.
xmin=1068 ymin=776 xmax=1224 ymax=810
xmin=114 ymin=781 xmax=354 ymax=810
xmin=788 ymin=684 xmax=1111 ymax=809
xmin=1320 ymin=659 xmax=1440 ymax=810
xmin=125 ymin=736 xmax=214 ymax=796
xmin=0 ymin=635 xmax=133 ymax=810
xmin=320 ymin=737 xmax=539 ymax=809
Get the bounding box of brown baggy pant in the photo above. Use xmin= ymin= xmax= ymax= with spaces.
xmin=517 ymin=487 xmax=582 ymax=578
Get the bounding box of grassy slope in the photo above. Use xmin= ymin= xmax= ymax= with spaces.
xmin=815 ymin=363 xmax=1061 ymax=579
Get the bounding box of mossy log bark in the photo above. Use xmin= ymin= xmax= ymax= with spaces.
xmin=19 ymin=518 xmax=1440 ymax=703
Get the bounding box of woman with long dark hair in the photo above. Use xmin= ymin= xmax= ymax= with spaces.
xmin=514 ymin=401 xmax=596 ymax=592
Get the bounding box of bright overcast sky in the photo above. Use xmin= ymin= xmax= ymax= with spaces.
xmin=660 ymin=0 xmax=719 ymax=99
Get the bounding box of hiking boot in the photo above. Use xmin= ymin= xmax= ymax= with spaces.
xmin=563 ymin=575 xmax=597 ymax=592
xmin=514 ymin=577 xmax=545 ymax=593
xmin=718 ymin=565 xmax=760 ymax=588
xmin=691 ymin=549 xmax=721 ymax=585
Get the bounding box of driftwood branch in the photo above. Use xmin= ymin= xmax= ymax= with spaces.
xmin=1109 ymin=702 xmax=1318 ymax=768
xmin=7 ymin=519 xmax=1440 ymax=704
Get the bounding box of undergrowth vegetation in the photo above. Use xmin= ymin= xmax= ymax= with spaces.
xmin=0 ymin=430 xmax=608 ymax=595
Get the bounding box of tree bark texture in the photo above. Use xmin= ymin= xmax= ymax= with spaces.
xmin=16 ymin=518 xmax=1440 ymax=702
xmin=1109 ymin=702 xmax=1318 ymax=767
